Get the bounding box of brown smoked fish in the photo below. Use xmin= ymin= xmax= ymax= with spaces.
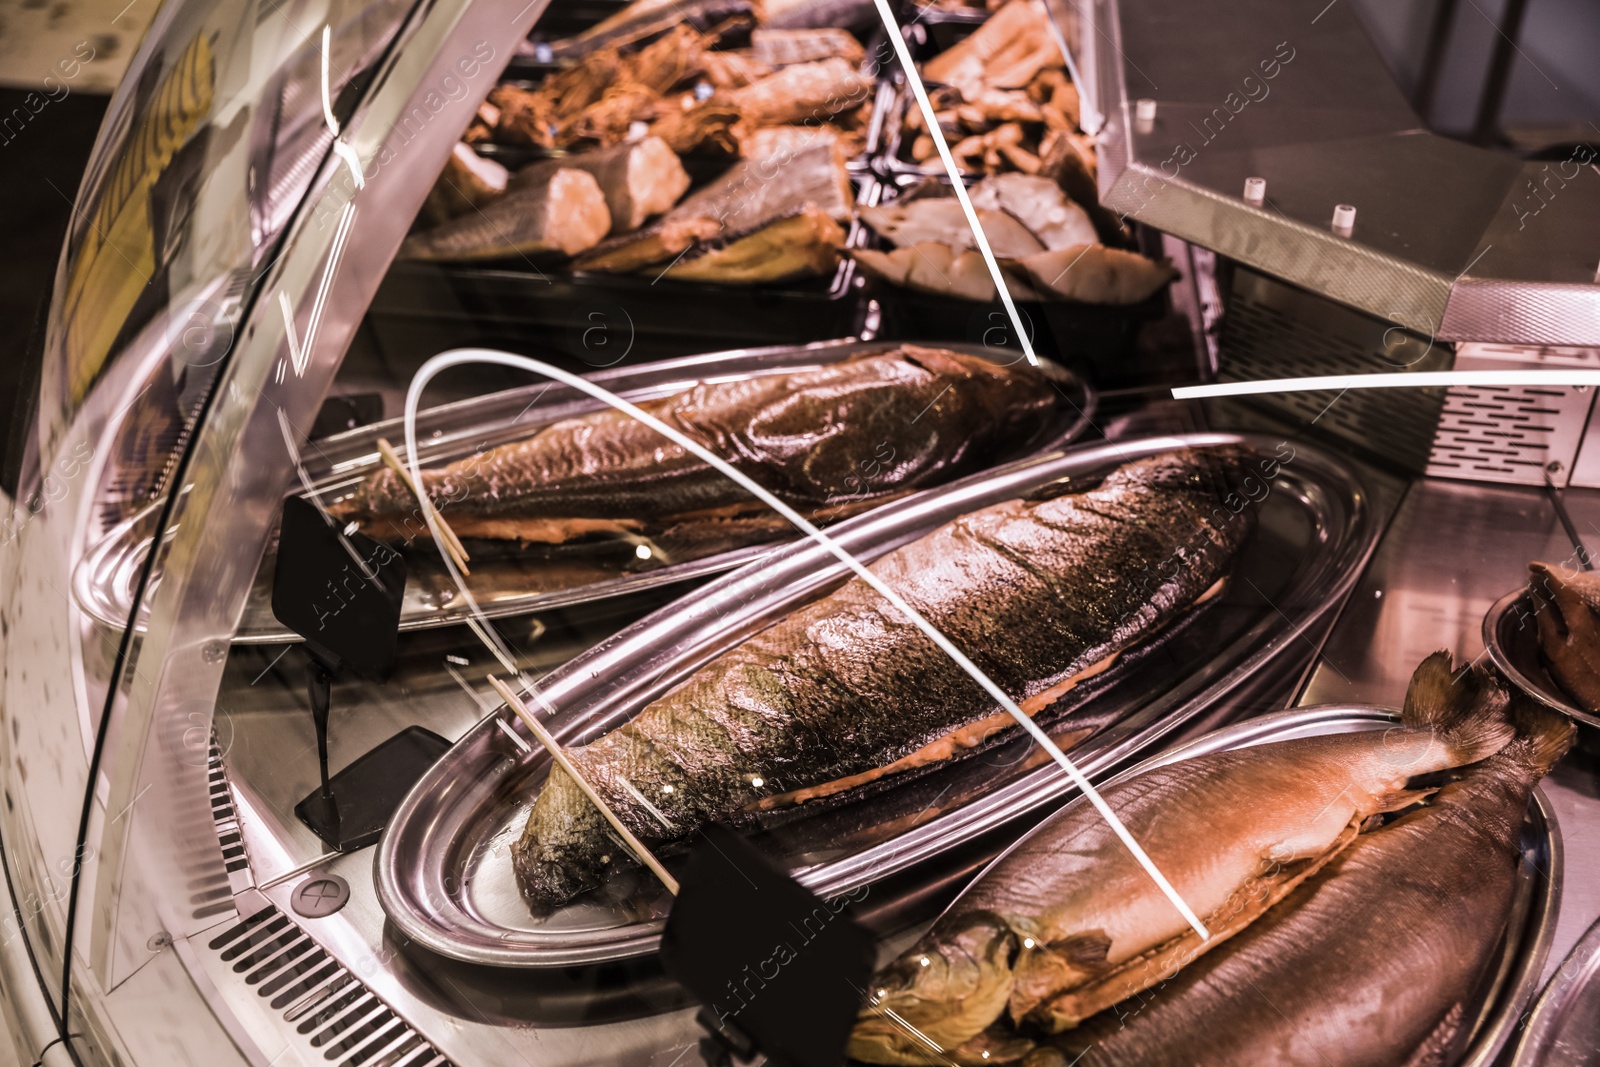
xmin=513 ymin=447 xmax=1267 ymax=908
xmin=848 ymin=654 xmax=1519 ymax=1065
xmin=1037 ymin=698 xmax=1574 ymax=1067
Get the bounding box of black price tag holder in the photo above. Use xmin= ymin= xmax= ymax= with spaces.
xmin=271 ymin=496 xmax=450 ymax=851
xmin=660 ymin=824 xmax=875 ymax=1067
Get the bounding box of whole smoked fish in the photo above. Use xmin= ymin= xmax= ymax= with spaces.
xmin=1043 ymin=700 xmax=1574 ymax=1067
xmin=513 ymin=447 xmax=1266 ymax=908
xmin=335 ymin=346 xmax=1055 ymax=546
xmin=848 ymin=654 xmax=1518 ymax=1065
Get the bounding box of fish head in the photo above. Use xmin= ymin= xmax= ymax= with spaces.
xmin=847 ymin=910 xmax=1021 ymax=1065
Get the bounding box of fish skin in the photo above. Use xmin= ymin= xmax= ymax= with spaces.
xmin=399 ymin=168 xmax=610 ymax=261
xmin=750 ymin=27 xmax=866 ymax=67
xmin=1043 ymin=700 xmax=1575 ymax=1067
xmin=1529 ymin=560 xmax=1600 ymax=711
xmin=512 ymin=447 xmax=1263 ymax=908
xmin=575 ymin=139 xmax=854 ymax=272
xmin=1009 ymin=245 xmax=1177 ymax=305
xmin=508 ymin=137 xmax=689 ymax=233
xmin=657 ymin=206 xmax=844 ymax=283
xmin=548 ymin=0 xmax=757 ymax=59
xmin=848 ymin=654 xmax=1519 ymax=1066
xmin=861 ymin=199 xmax=1045 ymax=259
xmin=969 ymin=174 xmax=1097 ymax=251
xmin=727 ymin=56 xmax=873 ymax=127
xmin=924 ymin=0 xmax=1062 ymax=98
xmin=334 ymin=346 xmax=1055 ymax=542
xmin=851 ymin=243 xmax=1002 ymax=302
xmin=760 ymin=0 xmax=878 ymax=30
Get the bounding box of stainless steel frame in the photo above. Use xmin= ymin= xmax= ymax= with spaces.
xmin=1513 ymin=913 xmax=1600 ymax=1066
xmin=1068 ymin=0 xmax=1600 ymax=346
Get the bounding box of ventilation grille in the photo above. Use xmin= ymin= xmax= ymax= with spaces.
xmin=205 ymin=905 xmax=454 ymax=1067
xmin=207 ymin=734 xmax=255 ymax=902
xmin=1218 ymin=276 xmax=1450 ymax=473
xmin=1425 ymin=384 xmax=1593 ymax=485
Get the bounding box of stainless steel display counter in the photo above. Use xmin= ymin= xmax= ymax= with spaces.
xmin=1302 ymin=477 xmax=1600 ymax=995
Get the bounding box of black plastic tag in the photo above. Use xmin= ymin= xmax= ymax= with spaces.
xmin=661 ymin=825 xmax=874 ymax=1067
xmin=271 ymin=495 xmax=405 ymax=681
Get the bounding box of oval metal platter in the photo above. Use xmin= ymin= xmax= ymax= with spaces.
xmin=1483 ymin=588 xmax=1599 ymax=728
xmin=931 ymin=705 xmax=1560 ymax=1067
xmin=1512 ymin=913 xmax=1600 ymax=1067
xmin=71 ymin=338 xmax=1094 ymax=645
xmin=376 ymin=432 xmax=1382 ymax=968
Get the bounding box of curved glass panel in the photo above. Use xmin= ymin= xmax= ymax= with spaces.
xmin=0 ymin=0 xmax=420 ymax=1031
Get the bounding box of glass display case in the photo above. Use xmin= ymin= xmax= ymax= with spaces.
xmin=2 ymin=0 xmax=1598 ymax=1064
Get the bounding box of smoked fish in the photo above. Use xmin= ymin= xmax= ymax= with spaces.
xmin=334 ymin=345 xmax=1054 ymax=545
xmin=1038 ymin=698 xmax=1575 ymax=1067
xmin=513 ymin=446 xmax=1267 ymax=908
xmin=398 ymin=167 xmax=610 ymax=261
xmin=506 ymin=137 xmax=690 ymax=234
xmin=1529 ymin=560 xmax=1600 ymax=712
xmin=848 ymin=654 xmax=1519 ymax=1065
xmin=574 ymin=139 xmax=853 ymax=275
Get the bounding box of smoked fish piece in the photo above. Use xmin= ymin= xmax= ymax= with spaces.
xmin=849 ymin=654 xmax=1520 ymax=1065
xmin=507 ymin=137 xmax=690 ymax=234
xmin=513 ymin=447 xmax=1267 ymax=908
xmin=333 ymin=345 xmax=1056 ymax=544
xmin=1040 ymin=699 xmax=1574 ymax=1067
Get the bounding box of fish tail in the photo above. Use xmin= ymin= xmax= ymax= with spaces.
xmin=1502 ymin=697 xmax=1578 ymax=775
xmin=1401 ymin=652 xmax=1516 ymax=764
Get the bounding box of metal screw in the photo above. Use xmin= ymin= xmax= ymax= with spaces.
xmin=1547 ymin=461 xmax=1563 ymax=474
xmin=146 ymin=931 xmax=173 ymax=951
xmin=201 ymin=640 xmax=227 ymax=664
xmin=1331 ymin=204 xmax=1356 ymax=236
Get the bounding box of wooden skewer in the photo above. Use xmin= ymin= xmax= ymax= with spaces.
xmin=375 ymin=437 xmax=472 ymax=575
xmin=487 ymin=674 xmax=680 ymax=897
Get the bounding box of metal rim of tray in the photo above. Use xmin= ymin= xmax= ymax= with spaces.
xmin=952 ymin=703 xmax=1561 ymax=1067
xmin=71 ymin=338 xmax=1094 ymax=645
xmin=1482 ymin=588 xmax=1599 ymax=728
xmin=1511 ymin=913 xmax=1600 ymax=1066
xmin=375 ymin=431 xmax=1382 ymax=968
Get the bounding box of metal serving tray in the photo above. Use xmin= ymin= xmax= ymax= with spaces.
xmin=939 ymin=704 xmax=1560 ymax=1067
xmin=71 ymin=338 xmax=1094 ymax=645
xmin=1512 ymin=913 xmax=1600 ymax=1067
xmin=1483 ymin=588 xmax=1599 ymax=729
xmin=376 ymin=431 xmax=1381 ymax=967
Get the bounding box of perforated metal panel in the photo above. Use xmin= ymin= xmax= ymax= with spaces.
xmin=206 ymin=735 xmax=253 ymax=910
xmin=1218 ymin=269 xmax=1451 ymax=473
xmin=198 ymin=740 xmax=454 ymax=1067
xmin=1425 ymin=344 xmax=1599 ymax=487
xmin=203 ymin=904 xmax=454 ymax=1067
